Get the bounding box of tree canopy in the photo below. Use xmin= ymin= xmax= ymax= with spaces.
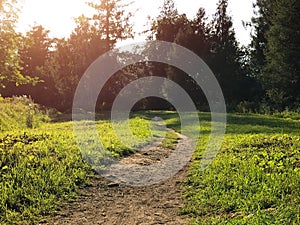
xmin=0 ymin=0 xmax=33 ymax=86
xmin=0 ymin=0 xmax=299 ymax=112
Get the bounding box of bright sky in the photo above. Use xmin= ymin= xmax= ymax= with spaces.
xmin=17 ymin=0 xmax=255 ymax=46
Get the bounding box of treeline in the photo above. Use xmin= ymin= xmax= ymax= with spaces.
xmin=0 ymin=0 xmax=299 ymax=112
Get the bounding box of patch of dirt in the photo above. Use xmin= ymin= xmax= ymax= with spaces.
xmin=41 ymin=131 xmax=190 ymax=225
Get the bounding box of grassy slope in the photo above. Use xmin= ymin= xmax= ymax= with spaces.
xmin=0 ymin=100 xmax=174 ymax=224
xmin=181 ymin=113 xmax=300 ymax=224
xmin=0 ymin=117 xmax=160 ymax=224
xmin=0 ymin=97 xmax=87 ymax=224
xmin=1 ymin=101 xmax=299 ymax=224
xmin=0 ymin=96 xmax=49 ymax=132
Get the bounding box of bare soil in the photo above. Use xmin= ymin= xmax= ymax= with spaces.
xmin=41 ymin=132 xmax=190 ymax=225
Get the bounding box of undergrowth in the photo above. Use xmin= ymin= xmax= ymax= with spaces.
xmin=0 ymin=96 xmax=49 ymax=131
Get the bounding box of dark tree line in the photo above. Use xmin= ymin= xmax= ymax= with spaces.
xmin=1 ymin=0 xmax=299 ymax=112
xmin=250 ymin=0 xmax=300 ymax=111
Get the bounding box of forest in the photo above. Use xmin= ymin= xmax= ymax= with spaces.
xmin=0 ymin=0 xmax=300 ymax=225
xmin=1 ymin=0 xmax=299 ymax=113
xmin=0 ymin=0 xmax=300 ymax=224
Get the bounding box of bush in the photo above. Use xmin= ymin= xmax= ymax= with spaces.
xmin=0 ymin=96 xmax=49 ymax=131
xmin=236 ymin=101 xmax=256 ymax=113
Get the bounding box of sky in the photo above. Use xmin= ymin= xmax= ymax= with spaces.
xmin=17 ymin=0 xmax=256 ymax=46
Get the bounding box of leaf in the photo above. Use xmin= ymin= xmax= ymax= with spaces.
xmin=1 ymin=165 xmax=9 ymax=171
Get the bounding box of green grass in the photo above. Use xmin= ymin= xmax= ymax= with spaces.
xmin=161 ymin=131 xmax=180 ymax=149
xmin=182 ymin=113 xmax=300 ymax=224
xmin=1 ymin=100 xmax=299 ymax=224
xmin=0 ymin=96 xmax=49 ymax=132
xmin=0 ymin=129 xmax=89 ymax=224
xmin=0 ymin=102 xmax=176 ymax=224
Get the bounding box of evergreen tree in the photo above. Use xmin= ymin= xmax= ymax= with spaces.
xmin=149 ymin=0 xmax=183 ymax=42
xmin=263 ymin=0 xmax=300 ymax=109
xmin=144 ymin=0 xmax=184 ymax=109
xmin=208 ymin=0 xmax=245 ymax=106
xmin=43 ymin=0 xmax=133 ymax=110
xmin=6 ymin=25 xmax=57 ymax=106
xmin=249 ymin=0 xmax=271 ymax=78
xmin=20 ymin=25 xmax=51 ymax=78
xmin=87 ymin=0 xmax=133 ymax=50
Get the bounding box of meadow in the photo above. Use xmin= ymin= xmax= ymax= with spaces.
xmin=0 ymin=97 xmax=159 ymax=224
xmin=182 ymin=113 xmax=300 ymax=224
xmin=0 ymin=97 xmax=299 ymax=224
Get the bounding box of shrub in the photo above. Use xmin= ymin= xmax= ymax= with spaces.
xmin=0 ymin=96 xmax=49 ymax=131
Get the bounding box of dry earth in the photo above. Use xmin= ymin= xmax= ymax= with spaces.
xmin=41 ymin=131 xmax=191 ymax=225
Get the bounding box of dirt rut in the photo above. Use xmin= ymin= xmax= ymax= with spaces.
xmin=41 ymin=132 xmax=190 ymax=225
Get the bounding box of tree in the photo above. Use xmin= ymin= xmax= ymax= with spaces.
xmin=44 ymin=0 xmax=134 ymax=111
xmin=0 ymin=25 xmax=63 ymax=107
xmin=2 ymin=25 xmax=56 ymax=106
xmin=262 ymin=0 xmax=300 ymax=109
xmin=142 ymin=0 xmax=184 ymax=109
xmin=249 ymin=0 xmax=271 ymax=78
xmin=45 ymin=0 xmax=134 ymax=110
xmin=45 ymin=16 xmax=108 ymax=110
xmin=208 ymin=0 xmax=246 ymax=106
xmin=86 ymin=0 xmax=133 ymax=50
xmin=19 ymin=25 xmax=51 ymax=79
xmin=148 ymin=1 xmax=217 ymax=109
xmin=0 ymin=0 xmax=31 ymax=87
xmin=20 ymin=25 xmax=57 ymax=106
xmin=149 ymin=0 xmax=184 ymax=42
xmin=158 ymin=0 xmax=178 ymax=18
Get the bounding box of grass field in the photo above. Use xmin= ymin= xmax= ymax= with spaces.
xmin=0 ymin=98 xmax=299 ymax=224
xmin=0 ymin=99 xmax=176 ymax=224
xmin=182 ymin=113 xmax=300 ymax=224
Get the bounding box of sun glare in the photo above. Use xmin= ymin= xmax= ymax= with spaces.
xmin=17 ymin=0 xmax=254 ymax=45
xmin=18 ymin=0 xmax=93 ymax=37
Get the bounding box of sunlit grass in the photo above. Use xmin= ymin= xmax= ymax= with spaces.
xmin=1 ymin=100 xmax=299 ymax=224
xmin=0 ymin=107 xmax=177 ymax=224
xmin=182 ymin=113 xmax=300 ymax=225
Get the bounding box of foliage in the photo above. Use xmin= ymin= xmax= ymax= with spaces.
xmin=272 ymin=108 xmax=300 ymax=120
xmin=145 ymin=0 xmax=259 ymax=110
xmin=0 ymin=0 xmax=299 ymax=112
xmin=263 ymin=0 xmax=300 ymax=109
xmin=250 ymin=0 xmax=300 ymax=110
xmin=208 ymin=0 xmax=252 ymax=105
xmin=0 ymin=96 xmax=49 ymax=131
xmin=249 ymin=0 xmax=270 ymax=78
xmin=149 ymin=0 xmax=183 ymax=42
xmin=182 ymin=113 xmax=300 ymax=224
xmin=44 ymin=0 xmax=133 ymax=110
xmin=0 ymin=0 xmax=33 ymax=87
xmin=87 ymin=0 xmax=133 ymax=50
xmin=1 ymin=25 xmax=56 ymax=107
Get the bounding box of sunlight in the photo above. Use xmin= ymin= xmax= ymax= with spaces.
xmin=18 ymin=0 xmax=93 ymax=36
xmin=17 ymin=0 xmax=254 ymax=45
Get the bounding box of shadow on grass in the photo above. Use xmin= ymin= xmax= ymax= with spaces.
xmin=50 ymin=111 xmax=112 ymax=123
xmin=50 ymin=110 xmax=299 ymax=135
xmin=226 ymin=113 xmax=300 ymax=134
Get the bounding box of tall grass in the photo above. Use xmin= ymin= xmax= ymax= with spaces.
xmin=0 ymin=96 xmax=49 ymax=132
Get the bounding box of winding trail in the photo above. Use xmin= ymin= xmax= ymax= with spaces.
xmin=41 ymin=132 xmax=191 ymax=225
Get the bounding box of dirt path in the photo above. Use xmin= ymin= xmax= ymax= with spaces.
xmin=41 ymin=132 xmax=190 ymax=225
